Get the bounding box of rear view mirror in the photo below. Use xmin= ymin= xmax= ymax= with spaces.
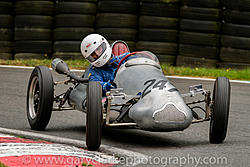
xmin=51 ymin=58 xmax=70 ymax=75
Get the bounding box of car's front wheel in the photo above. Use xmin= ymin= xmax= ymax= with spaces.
xmin=27 ymin=66 xmax=54 ymax=130
xmin=86 ymin=81 xmax=103 ymax=151
xmin=209 ymin=77 xmax=230 ymax=143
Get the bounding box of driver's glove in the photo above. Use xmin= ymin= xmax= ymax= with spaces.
xmin=102 ymin=81 xmax=117 ymax=93
xmin=109 ymin=81 xmax=117 ymax=88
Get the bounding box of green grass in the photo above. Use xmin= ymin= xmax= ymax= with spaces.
xmin=1 ymin=59 xmax=250 ymax=81
xmin=0 ymin=162 xmax=8 ymax=167
xmin=161 ymin=64 xmax=250 ymax=81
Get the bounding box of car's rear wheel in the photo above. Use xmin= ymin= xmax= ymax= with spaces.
xmin=209 ymin=77 xmax=230 ymax=143
xmin=86 ymin=81 xmax=103 ymax=151
xmin=27 ymin=66 xmax=54 ymax=130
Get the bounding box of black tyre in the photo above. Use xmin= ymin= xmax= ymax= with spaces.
xmin=136 ymin=41 xmax=177 ymax=55
xmin=139 ymin=16 xmax=178 ymax=29
xmin=27 ymin=66 xmax=54 ymax=130
xmin=97 ymin=0 xmax=137 ymax=14
xmin=14 ymin=53 xmax=47 ymax=60
xmin=86 ymin=81 xmax=103 ymax=151
xmin=180 ymin=6 xmax=220 ymax=21
xmin=179 ymin=44 xmax=219 ymax=59
xmin=15 ymin=15 xmax=53 ymax=28
xmin=14 ymin=41 xmax=52 ymax=53
xmin=176 ymin=55 xmax=217 ymax=68
xmin=179 ymin=31 xmax=220 ymax=46
xmin=96 ymin=13 xmax=137 ymax=28
xmin=54 ymin=14 xmax=95 ymax=27
xmin=139 ymin=28 xmax=178 ymax=42
xmin=140 ymin=0 xmax=178 ymax=2
xmin=210 ymin=77 xmax=230 ymax=143
xmin=15 ymin=1 xmax=54 ymax=15
xmin=0 ymin=41 xmax=13 ymax=53
xmin=180 ymin=19 xmax=221 ymax=33
xmin=0 ymin=15 xmax=13 ymax=28
xmin=157 ymin=55 xmax=176 ymax=65
xmin=220 ymin=47 xmax=250 ymax=64
xmin=56 ymin=1 xmax=96 ymax=14
xmin=221 ymin=35 xmax=250 ymax=50
xmin=0 ymin=29 xmax=13 ymax=41
xmin=0 ymin=1 xmax=13 ymax=14
xmin=52 ymin=52 xmax=82 ymax=60
xmin=181 ymin=0 xmax=220 ymax=8
xmin=141 ymin=2 xmax=179 ymax=17
xmin=224 ymin=0 xmax=250 ymax=12
xmin=53 ymin=28 xmax=94 ymax=41
xmin=223 ymin=10 xmax=250 ymax=25
xmin=15 ymin=28 xmax=51 ymax=41
xmin=96 ymin=28 xmax=137 ymax=41
xmin=222 ymin=23 xmax=250 ymax=37
xmin=53 ymin=41 xmax=81 ymax=52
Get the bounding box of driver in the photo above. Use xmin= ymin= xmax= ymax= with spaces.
xmin=80 ymin=33 xmax=131 ymax=96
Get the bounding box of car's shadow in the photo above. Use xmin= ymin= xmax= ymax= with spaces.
xmin=43 ymin=125 xmax=209 ymax=148
xmin=102 ymin=127 xmax=208 ymax=148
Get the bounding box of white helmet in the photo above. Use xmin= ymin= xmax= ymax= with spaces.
xmin=80 ymin=34 xmax=112 ymax=67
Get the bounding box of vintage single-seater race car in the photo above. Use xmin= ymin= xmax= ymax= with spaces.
xmin=26 ymin=41 xmax=231 ymax=151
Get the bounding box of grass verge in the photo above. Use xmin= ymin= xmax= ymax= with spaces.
xmin=0 ymin=162 xmax=8 ymax=167
xmin=1 ymin=59 xmax=250 ymax=81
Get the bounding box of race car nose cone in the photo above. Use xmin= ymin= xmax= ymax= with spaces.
xmin=129 ymin=84 xmax=193 ymax=132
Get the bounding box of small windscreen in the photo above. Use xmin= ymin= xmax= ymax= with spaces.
xmin=134 ymin=51 xmax=160 ymax=64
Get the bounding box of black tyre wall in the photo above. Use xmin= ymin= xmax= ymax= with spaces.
xmin=15 ymin=1 xmax=54 ymax=15
xmin=219 ymin=1 xmax=250 ymax=68
xmin=97 ymin=0 xmax=138 ymax=14
xmin=177 ymin=0 xmax=221 ymax=67
xmin=56 ymin=1 xmax=96 ymax=14
xmin=14 ymin=1 xmax=54 ymax=59
xmin=0 ymin=1 xmax=13 ymax=60
xmin=0 ymin=1 xmax=13 ymax=14
xmin=180 ymin=6 xmax=220 ymax=21
xmin=137 ymin=0 xmax=179 ymax=64
xmin=96 ymin=0 xmax=138 ymax=52
xmin=53 ymin=0 xmax=97 ymax=59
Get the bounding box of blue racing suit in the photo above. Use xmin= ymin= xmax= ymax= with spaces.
xmin=87 ymin=52 xmax=130 ymax=96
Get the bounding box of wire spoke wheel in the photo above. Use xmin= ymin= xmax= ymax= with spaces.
xmin=27 ymin=66 xmax=54 ymax=130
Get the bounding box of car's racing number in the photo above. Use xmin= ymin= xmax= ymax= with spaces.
xmin=142 ymin=79 xmax=168 ymax=98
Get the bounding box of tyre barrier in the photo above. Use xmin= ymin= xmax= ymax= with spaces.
xmin=137 ymin=0 xmax=179 ymax=65
xmin=53 ymin=0 xmax=96 ymax=59
xmin=177 ymin=0 xmax=221 ymax=67
xmin=0 ymin=1 xmax=13 ymax=60
xmin=219 ymin=0 xmax=250 ymax=68
xmin=14 ymin=0 xmax=54 ymax=59
xmin=96 ymin=0 xmax=138 ymax=52
xmin=1 ymin=0 xmax=250 ymax=68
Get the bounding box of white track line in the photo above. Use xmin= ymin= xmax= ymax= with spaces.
xmin=1 ymin=65 xmax=249 ymax=84
xmin=0 ymin=127 xmax=146 ymax=166
xmin=0 ymin=65 xmax=84 ymax=72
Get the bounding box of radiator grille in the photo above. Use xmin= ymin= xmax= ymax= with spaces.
xmin=153 ymin=104 xmax=186 ymax=122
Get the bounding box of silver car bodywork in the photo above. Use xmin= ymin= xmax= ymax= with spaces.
xmin=69 ymin=51 xmax=193 ymax=132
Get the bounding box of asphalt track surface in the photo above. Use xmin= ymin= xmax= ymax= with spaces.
xmin=0 ymin=66 xmax=249 ymax=167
